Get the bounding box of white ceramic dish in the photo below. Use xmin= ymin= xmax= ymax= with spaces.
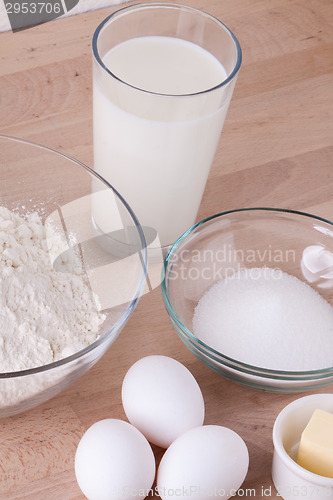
xmin=272 ymin=394 xmax=333 ymax=499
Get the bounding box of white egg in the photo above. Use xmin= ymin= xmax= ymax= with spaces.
xmin=157 ymin=425 xmax=249 ymax=500
xmin=75 ymin=419 xmax=155 ymax=500
xmin=121 ymin=355 xmax=205 ymax=448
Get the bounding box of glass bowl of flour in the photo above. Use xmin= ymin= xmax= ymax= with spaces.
xmin=162 ymin=208 xmax=333 ymax=392
xmin=0 ymin=135 xmax=147 ymax=417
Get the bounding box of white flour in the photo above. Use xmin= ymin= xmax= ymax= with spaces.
xmin=0 ymin=206 xmax=105 ymax=373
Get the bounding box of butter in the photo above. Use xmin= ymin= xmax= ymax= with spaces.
xmin=297 ymin=409 xmax=333 ymax=478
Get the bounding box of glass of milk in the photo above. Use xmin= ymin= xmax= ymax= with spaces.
xmin=92 ymin=3 xmax=242 ymax=249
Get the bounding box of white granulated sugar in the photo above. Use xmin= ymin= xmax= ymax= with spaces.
xmin=0 ymin=206 xmax=105 ymax=373
xmin=193 ymin=267 xmax=333 ymax=371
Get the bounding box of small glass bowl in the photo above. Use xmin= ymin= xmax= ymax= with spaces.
xmin=162 ymin=208 xmax=333 ymax=393
xmin=0 ymin=135 xmax=147 ymax=417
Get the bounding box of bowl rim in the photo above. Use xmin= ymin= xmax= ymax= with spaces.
xmin=0 ymin=134 xmax=148 ymax=379
xmin=161 ymin=207 xmax=333 ymax=379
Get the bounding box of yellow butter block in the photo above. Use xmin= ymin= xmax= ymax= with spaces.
xmin=297 ymin=409 xmax=333 ymax=478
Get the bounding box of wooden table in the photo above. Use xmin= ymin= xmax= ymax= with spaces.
xmin=0 ymin=0 xmax=332 ymax=498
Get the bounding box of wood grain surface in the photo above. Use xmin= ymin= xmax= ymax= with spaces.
xmin=0 ymin=0 xmax=333 ymax=498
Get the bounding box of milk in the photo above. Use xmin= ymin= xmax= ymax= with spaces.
xmin=93 ymin=36 xmax=231 ymax=247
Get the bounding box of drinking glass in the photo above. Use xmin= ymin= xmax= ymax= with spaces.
xmin=92 ymin=2 xmax=242 ymax=250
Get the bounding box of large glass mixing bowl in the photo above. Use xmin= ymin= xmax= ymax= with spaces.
xmin=0 ymin=135 xmax=147 ymax=417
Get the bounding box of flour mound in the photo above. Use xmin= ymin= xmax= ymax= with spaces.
xmin=0 ymin=206 xmax=105 ymax=372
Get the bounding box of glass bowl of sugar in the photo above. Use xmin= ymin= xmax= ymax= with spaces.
xmin=0 ymin=135 xmax=147 ymax=417
xmin=162 ymin=208 xmax=333 ymax=392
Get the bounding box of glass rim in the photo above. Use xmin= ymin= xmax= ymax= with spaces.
xmin=161 ymin=207 xmax=333 ymax=379
xmin=92 ymin=2 xmax=242 ymax=98
xmin=0 ymin=134 xmax=148 ymax=379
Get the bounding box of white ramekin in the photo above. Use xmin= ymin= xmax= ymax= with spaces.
xmin=272 ymin=394 xmax=333 ymax=499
